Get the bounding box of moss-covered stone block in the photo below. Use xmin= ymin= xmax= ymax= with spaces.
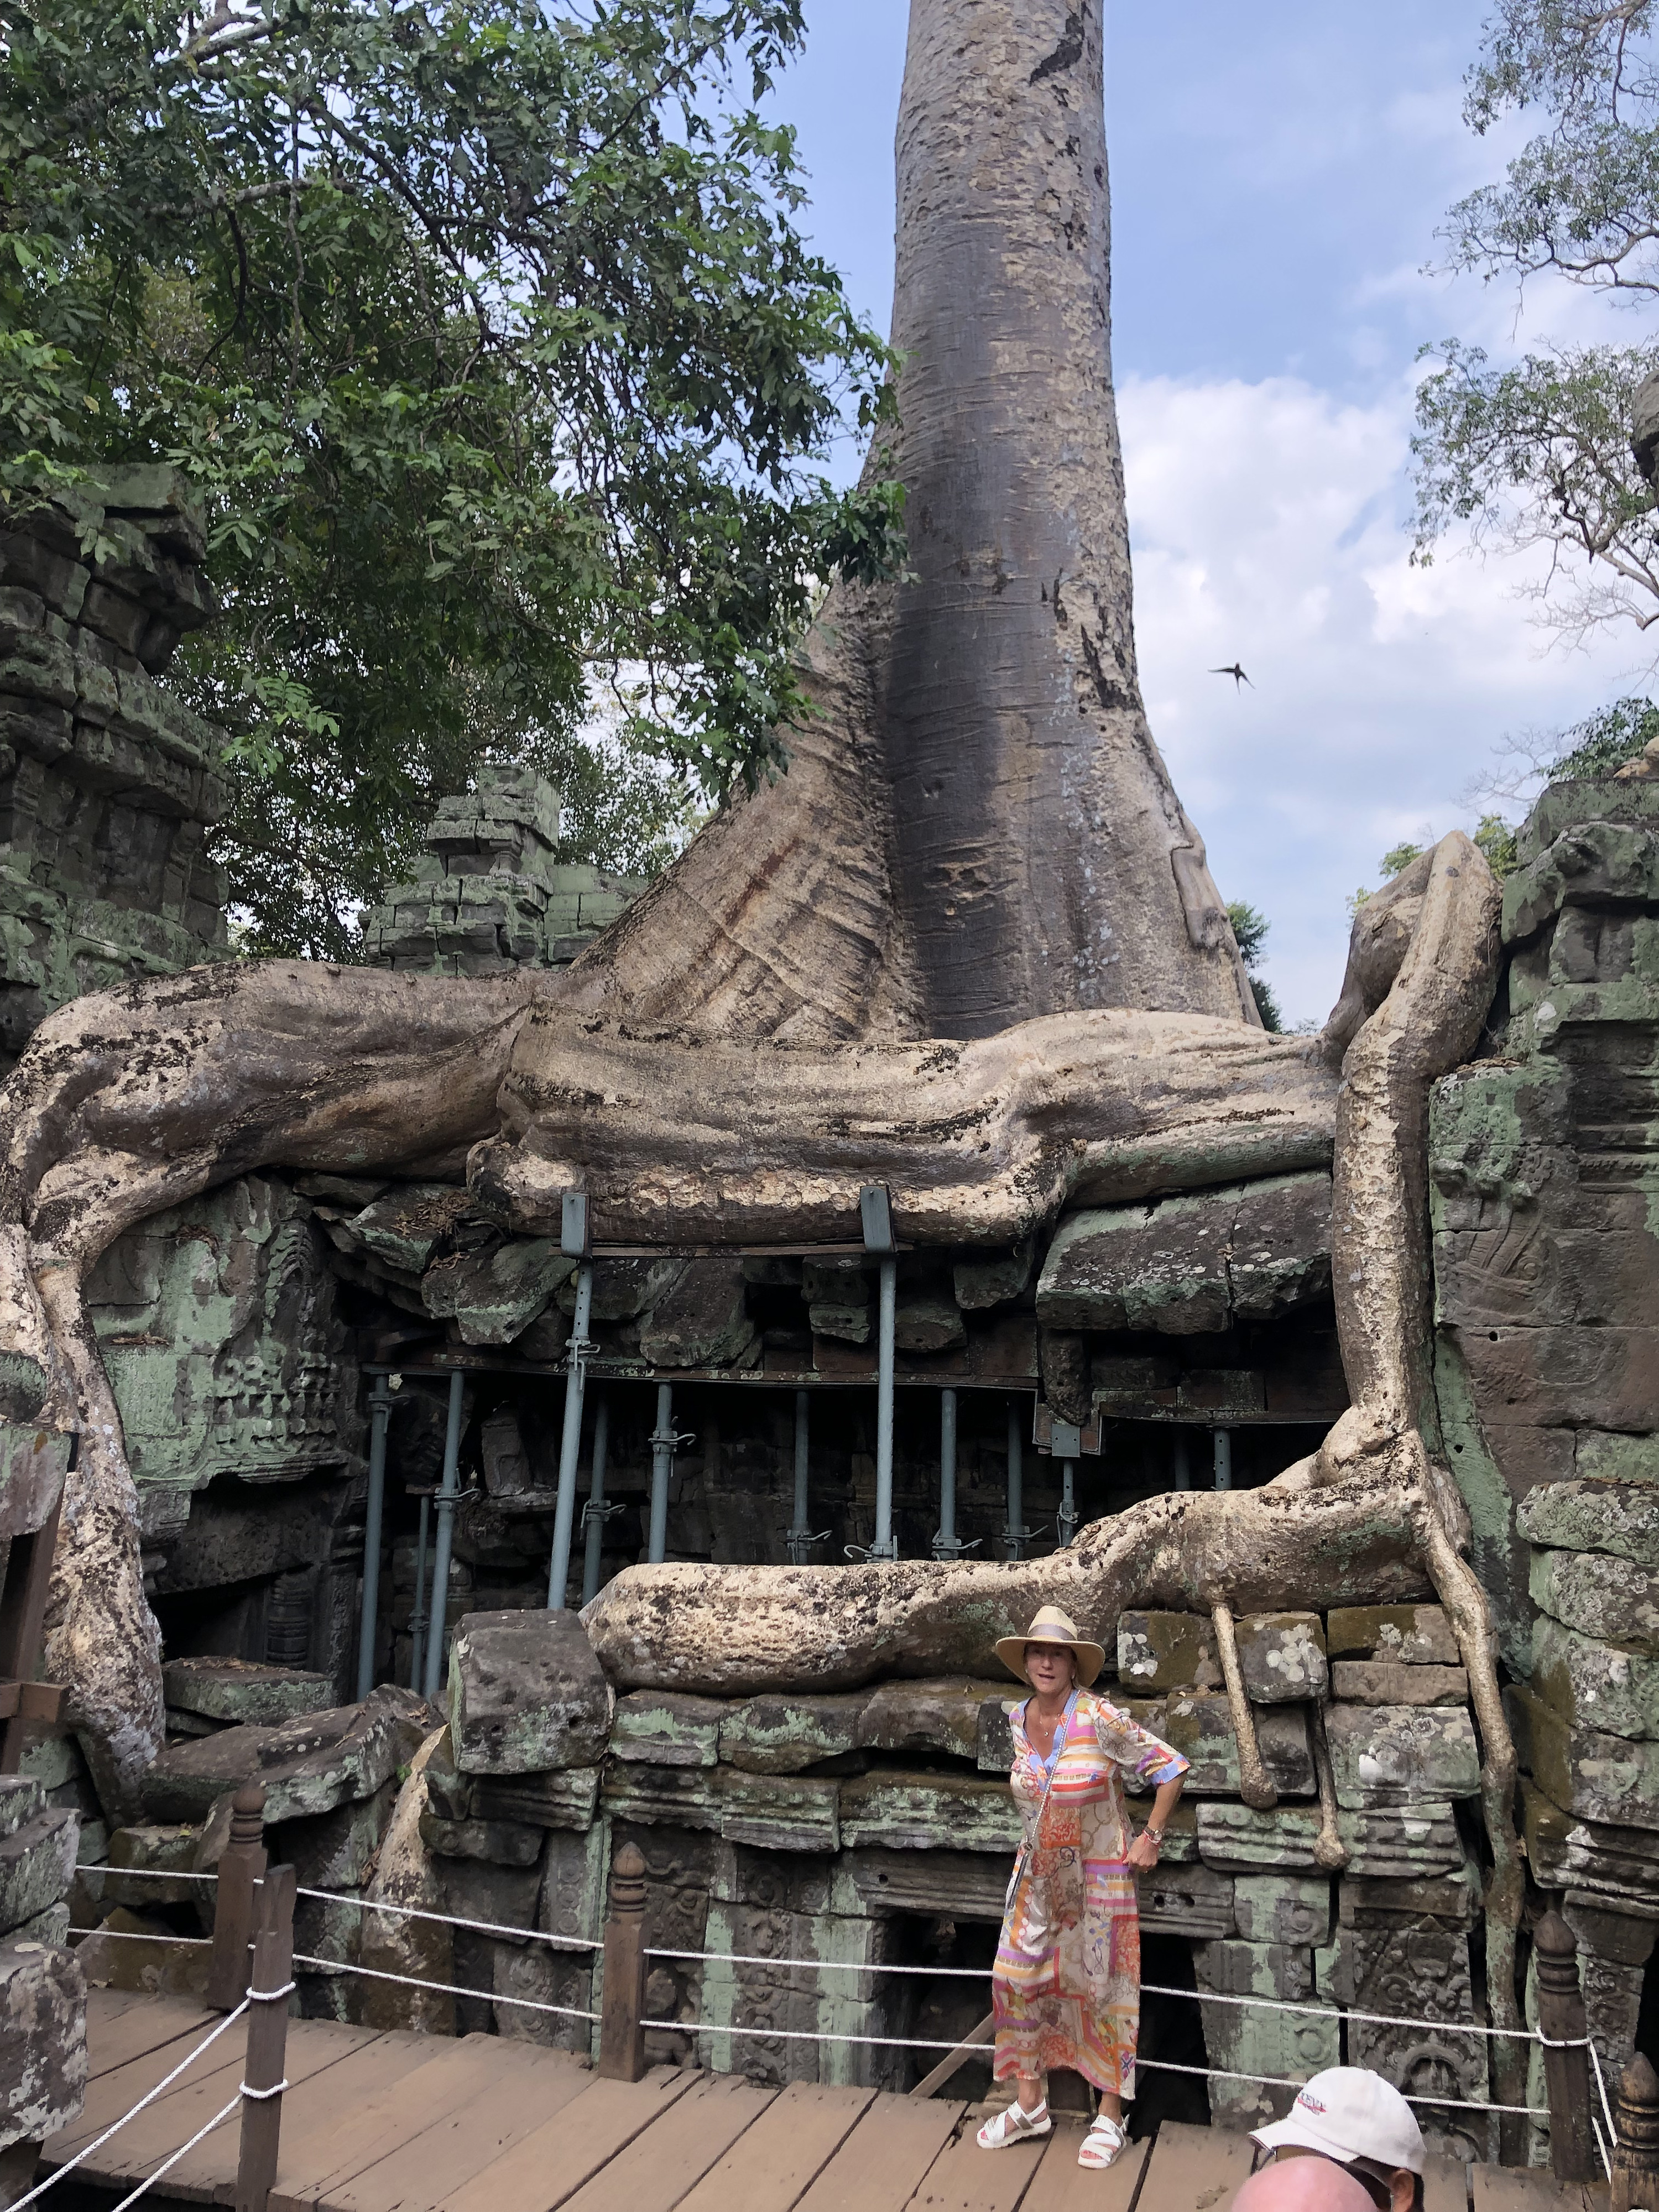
xmin=719 ymin=1771 xmax=841 ymax=1854
xmin=1509 ymin=1682 xmax=1659 ymax=1830
xmin=448 ymin=1610 xmax=613 ymax=1776
xmin=1232 ymin=1872 xmax=1332 ymax=1945
xmin=420 ymin=1238 xmax=575 ymax=1345
xmin=1329 ymin=1662 xmax=1469 ymax=1707
xmin=0 ymin=1808 xmax=78 ymax=1934
xmin=1521 ymin=1776 xmax=1659 ymax=1915
xmin=610 ymin=1691 xmax=724 ymax=1768
xmin=1139 ymin=1863 xmax=1235 ymax=1940
xmin=718 ymin=1693 xmax=865 ymax=1774
xmin=1531 ymin=1548 xmax=1659 ymax=1651
xmin=1198 ymin=1801 xmax=1464 ymax=1879
xmin=857 ymin=1679 xmax=1004 ymax=1764
xmin=1519 ymin=1481 xmax=1659 ymax=1564
xmin=837 ymin=1771 xmax=1020 ymax=1854
xmin=0 ymin=1939 xmax=85 ymax=2151
xmin=1533 ymin=1616 xmax=1659 ymax=1742
xmin=1324 ymin=1705 xmax=1481 ymax=1809
xmin=1117 ymin=1610 xmax=1217 ymax=1693
xmin=160 ymin=1657 xmax=335 ymax=1729
xmin=1192 ymin=1938 xmax=1335 ymax=2128
xmin=1126 ymin=1694 xmax=1314 ymax=1798
xmin=1325 ymin=1606 xmax=1462 ymax=1667
xmin=1235 ymin=1613 xmax=1328 ymax=1702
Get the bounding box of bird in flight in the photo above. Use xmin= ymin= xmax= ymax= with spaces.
xmin=1211 ymin=662 xmax=1253 ymax=690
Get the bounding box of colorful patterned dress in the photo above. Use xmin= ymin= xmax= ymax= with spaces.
xmin=992 ymin=1687 xmax=1188 ymax=2098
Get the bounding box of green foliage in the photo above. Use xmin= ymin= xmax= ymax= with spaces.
xmin=0 ymin=0 xmax=901 ymax=955
xmin=1547 ymin=691 xmax=1659 ymax=775
xmin=1473 ymin=810 xmax=1521 ymax=880
xmin=1412 ymin=5 xmax=1659 ymax=648
xmin=1379 ymin=840 xmax=1427 ymax=879
xmin=1225 ymin=899 xmax=1282 ymax=1031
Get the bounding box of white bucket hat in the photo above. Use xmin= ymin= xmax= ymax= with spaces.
xmin=1253 ymin=2069 xmax=1426 ymax=2176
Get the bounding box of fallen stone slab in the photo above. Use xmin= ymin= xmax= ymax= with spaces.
xmin=610 ymin=1691 xmax=724 ymax=1768
xmin=1531 ymin=1549 xmax=1659 ymax=1652
xmin=1519 ymin=1480 xmax=1659 ymax=1568
xmin=98 ymin=1824 xmax=202 ymax=1910
xmin=1329 ymin=1662 xmax=1469 ymax=1708
xmin=1234 ymin=1614 xmax=1328 ymax=1703
xmin=1533 ymin=1616 xmax=1659 ymax=1742
xmin=1509 ymin=1683 xmax=1659 ymax=1832
xmin=1117 ymin=1611 xmax=1218 ymax=1694
xmin=0 ymin=1809 xmax=79 ymax=1935
xmin=837 ymin=1771 xmax=1020 ymax=1854
xmin=448 ymin=1610 xmax=612 ymax=1775
xmin=142 ymin=1685 xmax=431 ymax=1824
xmin=1325 ymin=1606 xmax=1459 ymax=1667
xmin=1324 ymin=1705 xmax=1481 ymax=1809
xmin=161 ymin=1656 xmax=336 ymax=1728
xmin=0 ymin=1940 xmax=85 ymax=2151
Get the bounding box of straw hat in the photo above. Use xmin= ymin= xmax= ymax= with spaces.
xmin=994 ymin=1605 xmax=1107 ymax=1688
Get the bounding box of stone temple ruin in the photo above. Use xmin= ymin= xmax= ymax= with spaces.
xmin=3 ymin=0 xmax=1659 ymax=2185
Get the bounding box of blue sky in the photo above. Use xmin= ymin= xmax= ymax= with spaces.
xmin=761 ymin=3 xmax=1655 ymax=1025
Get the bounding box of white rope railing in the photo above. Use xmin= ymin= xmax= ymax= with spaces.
xmin=295 ymin=1886 xmax=599 ymax=1953
xmin=291 ymin=1952 xmax=598 ymax=2022
xmin=12 ymin=2001 xmax=250 ymax=2210
xmin=106 ymin=2095 xmax=243 ymax=2212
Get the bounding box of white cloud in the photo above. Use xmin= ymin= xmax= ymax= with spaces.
xmin=1120 ymin=371 xmax=1651 ymax=1026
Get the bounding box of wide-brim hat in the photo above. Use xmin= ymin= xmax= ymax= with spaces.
xmin=994 ymin=1605 xmax=1107 ymax=1688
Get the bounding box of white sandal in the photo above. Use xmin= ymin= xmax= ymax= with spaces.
xmin=1078 ymin=2114 xmax=1126 ymax=2169
xmin=977 ymin=2099 xmax=1052 ymax=2149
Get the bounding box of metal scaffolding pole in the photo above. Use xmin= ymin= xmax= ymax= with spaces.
xmin=1173 ymin=1431 xmax=1193 ymax=1490
xmin=785 ymin=1390 xmax=830 ymax=1564
xmin=581 ymin=1393 xmax=612 ymax=1608
xmin=408 ymin=1489 xmax=432 ymax=1693
xmin=872 ymin=1257 xmax=898 ymax=1560
xmin=648 ymin=1383 xmax=674 ymax=1563
xmin=1058 ymin=1460 xmax=1078 ymax=1548
xmin=1004 ymin=1398 xmax=1029 ymax=1561
xmin=1213 ymin=1428 xmax=1233 ymax=1491
xmin=932 ymin=1387 xmax=959 ymax=1560
xmin=355 ymin=1375 xmax=394 ymax=1702
xmin=422 ymin=1371 xmax=465 ymax=1703
xmin=546 ymin=1260 xmax=594 ymax=1609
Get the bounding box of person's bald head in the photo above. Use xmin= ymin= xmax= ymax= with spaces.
xmin=1231 ymin=2154 xmax=1378 ymax=2211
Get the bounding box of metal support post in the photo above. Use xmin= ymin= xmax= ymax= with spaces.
xmin=648 ymin=1383 xmax=674 ymax=1564
xmin=1003 ymin=1397 xmax=1031 ymax=1561
xmin=408 ymin=1489 xmax=432 ymax=1694
xmin=598 ymin=1840 xmax=648 ymax=2082
xmin=546 ymin=1260 xmax=594 ymax=1609
xmin=1058 ymin=1461 xmax=1077 ymax=1548
xmin=234 ymin=1861 xmax=295 ymax=2212
xmin=0 ymin=1430 xmax=72 ymax=1774
xmin=870 ymin=1256 xmax=898 ymax=1561
xmin=1536 ymin=1908 xmax=1596 ymax=2183
xmin=354 ymin=1376 xmax=393 ymax=1702
xmin=1172 ymin=1431 xmax=1192 ymax=1491
xmin=1213 ymin=1428 xmax=1232 ymax=1491
xmin=422 ymin=1372 xmax=465 ymax=1704
xmin=580 ymin=1394 xmax=615 ymax=1608
xmin=785 ymin=1391 xmax=827 ymax=1563
xmin=932 ymin=1388 xmax=960 ymax=1561
xmin=207 ymin=1785 xmax=268 ymax=2011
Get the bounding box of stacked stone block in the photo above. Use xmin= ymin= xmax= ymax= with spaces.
xmin=359 ymin=768 xmax=646 ymax=977
xmin=0 ymin=470 xmax=229 ymax=1073
xmin=0 ymin=1775 xmax=86 ymax=2191
xmin=1432 ymin=769 xmax=1659 ymax=2090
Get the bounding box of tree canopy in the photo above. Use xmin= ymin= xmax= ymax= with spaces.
xmin=0 ymin=0 xmax=904 ymax=955
xmin=1412 ymin=3 xmax=1659 ymax=657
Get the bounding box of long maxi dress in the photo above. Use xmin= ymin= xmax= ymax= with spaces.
xmin=992 ymin=1687 xmax=1190 ymax=2099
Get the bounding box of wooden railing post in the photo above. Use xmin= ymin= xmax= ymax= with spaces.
xmin=597 ymin=1841 xmax=647 ymax=2083
xmin=1613 ymin=2052 xmax=1659 ymax=2212
xmin=235 ymin=1863 xmax=294 ymax=2212
xmin=1536 ymin=1907 xmax=1596 ymax=2184
xmin=208 ymin=1784 xmax=268 ymax=2011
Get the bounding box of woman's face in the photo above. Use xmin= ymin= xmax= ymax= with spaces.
xmin=1025 ymin=1644 xmax=1075 ymax=1696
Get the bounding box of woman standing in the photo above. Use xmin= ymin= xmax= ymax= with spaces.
xmin=976 ymin=1605 xmax=1189 ymax=2172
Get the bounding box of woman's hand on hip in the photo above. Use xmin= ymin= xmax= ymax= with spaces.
xmin=1125 ymin=1828 xmax=1162 ymax=1873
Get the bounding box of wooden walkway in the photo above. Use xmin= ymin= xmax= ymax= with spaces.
xmin=43 ymin=1992 xmax=1609 ymax=2212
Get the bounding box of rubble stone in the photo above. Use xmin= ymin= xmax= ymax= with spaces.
xmin=1324 ymin=1705 xmax=1481 ymax=1809
xmin=160 ymin=1657 xmax=335 ymax=1728
xmin=420 ymin=1239 xmax=575 ymax=1346
xmin=98 ymin=1825 xmax=201 ymax=1910
xmin=0 ymin=1942 xmax=86 ymax=2151
xmin=142 ymin=1686 xmax=430 ymax=1823
xmin=448 ymin=1610 xmax=612 ymax=1775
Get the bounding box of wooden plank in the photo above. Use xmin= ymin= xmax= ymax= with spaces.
xmin=552 ymin=2072 xmax=779 ymax=2212
xmin=44 ymin=2018 xmax=253 ymax=2162
xmin=792 ymin=2093 xmax=966 ymax=2212
xmin=1472 ymin=2172 xmax=1608 ymax=2210
xmin=82 ymin=1994 xmax=219 ymax=2081
xmin=76 ymin=2017 xmax=379 ymax=2202
xmin=902 ymin=2117 xmax=1048 ymax=2212
xmin=217 ymin=2034 xmax=436 ymax=2208
xmin=1422 ymin=2152 xmax=1469 ymax=2212
xmin=1019 ymin=2120 xmax=1150 ymax=2212
xmin=327 ymin=2043 xmax=593 ymax=2212
xmin=436 ymin=2066 xmax=698 ymax=2212
xmin=280 ymin=2032 xmax=527 ymax=2211
xmin=677 ymin=2081 xmax=877 ymax=2212
xmin=1133 ymin=2121 xmax=1254 ymax=2212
